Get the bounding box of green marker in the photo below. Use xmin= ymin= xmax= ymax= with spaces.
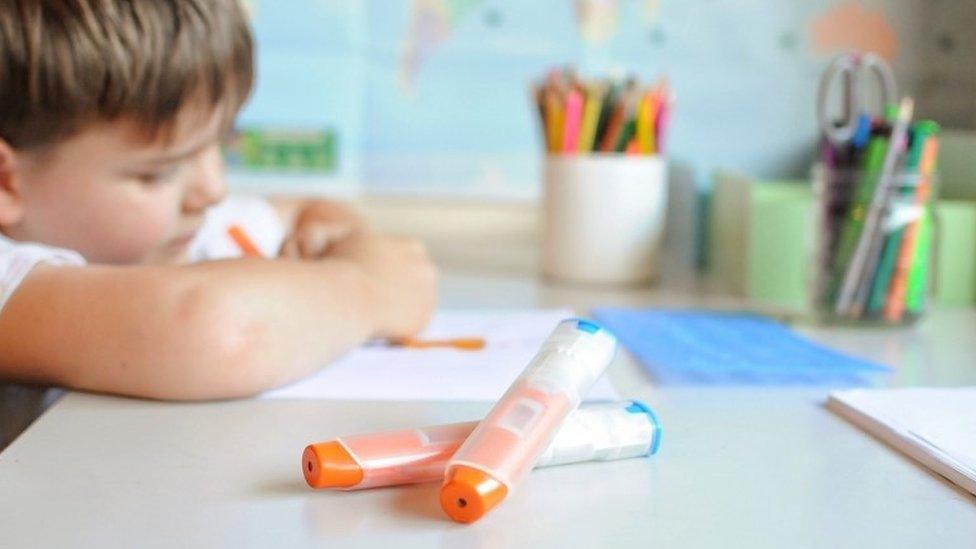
xmin=828 ymin=137 xmax=888 ymax=304
xmin=883 ymin=103 xmax=899 ymax=122
xmin=867 ymin=121 xmax=940 ymax=314
xmin=905 ymin=208 xmax=933 ymax=313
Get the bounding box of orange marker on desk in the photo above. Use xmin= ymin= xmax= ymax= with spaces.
xmin=303 ymin=400 xmax=661 ymax=490
xmin=392 ymin=336 xmax=486 ymax=351
xmin=441 ymin=318 xmax=616 ymax=523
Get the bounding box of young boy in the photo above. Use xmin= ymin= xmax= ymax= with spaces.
xmin=0 ymin=0 xmax=437 ymax=424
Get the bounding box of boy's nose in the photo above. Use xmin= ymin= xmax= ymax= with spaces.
xmin=183 ymin=146 xmax=227 ymax=213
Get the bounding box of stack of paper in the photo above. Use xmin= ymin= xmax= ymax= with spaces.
xmin=263 ymin=309 xmax=620 ymax=402
xmin=827 ymin=387 xmax=976 ymax=497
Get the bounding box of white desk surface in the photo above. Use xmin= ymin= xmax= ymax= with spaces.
xmin=2 ymin=241 xmax=975 ymax=548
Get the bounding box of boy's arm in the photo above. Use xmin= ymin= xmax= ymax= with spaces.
xmin=267 ymin=195 xmax=304 ymax=231
xmin=269 ymin=196 xmax=363 ymax=259
xmin=0 ymin=234 xmax=436 ymax=400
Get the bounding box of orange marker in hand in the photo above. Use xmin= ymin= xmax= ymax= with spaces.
xmin=227 ymin=225 xmax=262 ymax=257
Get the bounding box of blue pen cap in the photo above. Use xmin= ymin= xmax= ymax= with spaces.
xmin=625 ymin=400 xmax=663 ymax=455
xmin=575 ymin=318 xmax=603 ymax=334
xmin=565 ymin=318 xmax=618 ymax=360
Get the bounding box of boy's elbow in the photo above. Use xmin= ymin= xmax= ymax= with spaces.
xmin=162 ymin=284 xmax=282 ymax=400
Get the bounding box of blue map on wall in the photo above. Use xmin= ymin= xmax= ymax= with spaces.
xmin=235 ymin=0 xmax=906 ymax=197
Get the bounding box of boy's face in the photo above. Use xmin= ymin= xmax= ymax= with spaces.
xmin=7 ymin=106 xmax=228 ymax=265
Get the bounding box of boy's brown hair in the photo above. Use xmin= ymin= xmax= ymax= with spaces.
xmin=0 ymin=0 xmax=253 ymax=149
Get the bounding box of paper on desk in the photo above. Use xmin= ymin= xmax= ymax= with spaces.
xmin=827 ymin=387 xmax=976 ymax=497
xmin=262 ymin=309 xmax=620 ymax=402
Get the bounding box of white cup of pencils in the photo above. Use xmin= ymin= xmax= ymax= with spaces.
xmin=533 ymin=69 xmax=673 ymax=285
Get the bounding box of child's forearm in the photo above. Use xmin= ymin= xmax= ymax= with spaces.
xmin=0 ymin=259 xmax=383 ymax=400
xmin=168 ymin=258 xmax=384 ymax=397
xmin=267 ymin=195 xmax=304 ymax=231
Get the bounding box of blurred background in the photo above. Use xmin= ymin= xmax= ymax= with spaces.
xmin=225 ymin=0 xmax=976 ymax=313
xmin=227 ymin=0 xmax=975 ymax=197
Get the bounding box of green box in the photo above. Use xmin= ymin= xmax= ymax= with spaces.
xmin=938 ymin=131 xmax=976 ymax=202
xmin=934 ymin=200 xmax=976 ymax=306
xmin=932 ymin=130 xmax=976 ymax=305
xmin=708 ymin=172 xmax=814 ymax=312
xmin=745 ymin=183 xmax=815 ymax=310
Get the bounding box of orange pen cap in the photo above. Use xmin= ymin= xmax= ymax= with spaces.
xmin=439 ymin=465 xmax=508 ymax=523
xmin=302 ymin=441 xmax=364 ymax=489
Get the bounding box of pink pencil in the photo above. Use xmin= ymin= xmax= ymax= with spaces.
xmin=654 ymin=90 xmax=673 ymax=155
xmin=562 ymin=88 xmax=584 ymax=153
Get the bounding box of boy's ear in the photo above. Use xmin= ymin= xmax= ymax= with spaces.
xmin=0 ymin=138 xmax=25 ymax=227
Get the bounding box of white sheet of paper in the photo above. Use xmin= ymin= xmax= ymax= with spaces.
xmin=827 ymin=387 xmax=976 ymax=497
xmin=262 ymin=309 xmax=620 ymax=402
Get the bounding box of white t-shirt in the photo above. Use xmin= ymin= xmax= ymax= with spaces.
xmin=0 ymin=238 xmax=85 ymax=312
xmin=0 ymin=194 xmax=285 ymax=306
xmin=0 ymin=195 xmax=286 ymax=449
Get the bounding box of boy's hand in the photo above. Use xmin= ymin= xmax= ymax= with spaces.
xmin=329 ymin=232 xmax=438 ymax=339
xmin=279 ymin=199 xmax=363 ymax=259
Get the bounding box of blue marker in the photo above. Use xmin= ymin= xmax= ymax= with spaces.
xmin=535 ymin=399 xmax=663 ymax=465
